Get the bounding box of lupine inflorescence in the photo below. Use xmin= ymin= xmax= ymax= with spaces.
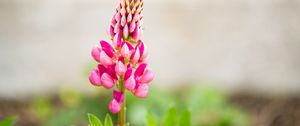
xmin=89 ymin=0 xmax=154 ymax=114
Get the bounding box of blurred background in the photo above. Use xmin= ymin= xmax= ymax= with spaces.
xmin=0 ymin=0 xmax=300 ymax=126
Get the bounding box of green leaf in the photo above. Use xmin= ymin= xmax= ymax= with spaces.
xmin=163 ymin=107 xmax=177 ymax=126
xmin=104 ymin=114 xmax=113 ymax=126
xmin=125 ymin=123 xmax=130 ymax=126
xmin=88 ymin=113 xmax=103 ymax=126
xmin=0 ymin=116 xmax=16 ymax=126
xmin=146 ymin=111 xmax=157 ymax=126
xmin=179 ymin=109 xmax=191 ymax=126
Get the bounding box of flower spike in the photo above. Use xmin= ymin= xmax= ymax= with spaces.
xmin=89 ymin=0 xmax=154 ymax=115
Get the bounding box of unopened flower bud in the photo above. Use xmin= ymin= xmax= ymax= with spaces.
xmin=125 ymin=76 xmax=136 ymax=90
xmin=109 ymin=99 xmax=121 ymax=114
xmin=131 ymin=47 xmax=140 ymax=64
xmin=140 ymin=68 xmax=154 ymax=83
xmin=91 ymin=46 xmax=101 ymax=62
xmin=115 ymin=61 xmax=126 ymax=76
xmin=101 ymin=73 xmax=115 ymax=89
xmin=89 ymin=68 xmax=102 ymax=86
xmin=100 ymin=51 xmax=113 ymax=66
xmin=134 ymin=84 xmax=148 ymax=98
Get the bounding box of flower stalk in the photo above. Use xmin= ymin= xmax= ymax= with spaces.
xmin=118 ymin=76 xmax=126 ymax=126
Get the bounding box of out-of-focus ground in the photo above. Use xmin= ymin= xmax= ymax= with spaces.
xmin=0 ymin=0 xmax=300 ymax=97
xmin=0 ymin=86 xmax=300 ymax=126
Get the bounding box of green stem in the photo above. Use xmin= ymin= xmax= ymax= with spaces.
xmin=118 ymin=76 xmax=126 ymax=126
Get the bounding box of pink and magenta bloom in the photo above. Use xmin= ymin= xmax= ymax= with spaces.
xmin=89 ymin=0 xmax=154 ymax=114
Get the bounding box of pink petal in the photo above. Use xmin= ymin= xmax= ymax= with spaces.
xmin=140 ymin=55 xmax=149 ymax=64
xmin=114 ymin=22 xmax=121 ymax=33
xmin=109 ymin=99 xmax=121 ymax=114
xmin=97 ymin=64 xmax=106 ymax=76
xmin=124 ymin=67 xmax=133 ymax=80
xmin=126 ymin=42 xmax=134 ymax=51
xmin=91 ymin=46 xmax=101 ymax=62
xmin=134 ymin=63 xmax=147 ymax=77
xmin=113 ymin=32 xmax=122 ymax=48
xmin=100 ymin=73 xmax=115 ymax=89
xmin=113 ymin=90 xmax=124 ymax=103
xmin=100 ymin=40 xmax=114 ymax=52
xmin=137 ymin=40 xmax=144 ymax=56
xmin=134 ymin=84 xmax=148 ymax=98
xmin=120 ymin=42 xmax=130 ymax=58
xmin=121 ymin=15 xmax=126 ymax=26
xmin=120 ymin=7 xmax=126 ymax=16
xmin=129 ymin=20 xmax=136 ymax=33
xmin=102 ymin=48 xmax=114 ymax=58
xmin=123 ymin=24 xmax=129 ymax=39
xmin=133 ymin=12 xmax=139 ymax=22
xmin=106 ymin=65 xmax=118 ymax=80
xmin=89 ymin=68 xmax=102 ymax=86
xmin=139 ymin=68 xmax=154 ymax=83
xmin=100 ymin=51 xmax=113 ymax=66
xmin=124 ymin=76 xmax=136 ymax=90
xmin=131 ymin=25 xmax=139 ymax=41
xmin=115 ymin=61 xmax=126 ymax=76
xmin=127 ymin=13 xmax=132 ymax=23
xmin=130 ymin=47 xmax=140 ymax=64
xmin=115 ymin=12 xmax=121 ymax=22
xmin=111 ymin=14 xmax=117 ymax=26
xmin=108 ymin=26 xmax=115 ymax=39
xmin=137 ymin=40 xmax=148 ymax=59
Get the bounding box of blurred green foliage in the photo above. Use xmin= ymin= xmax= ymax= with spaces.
xmin=32 ymin=96 xmax=53 ymax=121
xmin=179 ymin=109 xmax=191 ymax=126
xmin=146 ymin=107 xmax=191 ymax=126
xmin=146 ymin=111 xmax=157 ymax=126
xmin=30 ymin=84 xmax=249 ymax=126
xmin=0 ymin=116 xmax=16 ymax=126
xmin=163 ymin=107 xmax=177 ymax=126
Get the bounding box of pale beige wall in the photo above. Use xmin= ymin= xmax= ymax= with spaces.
xmin=0 ymin=0 xmax=299 ymax=97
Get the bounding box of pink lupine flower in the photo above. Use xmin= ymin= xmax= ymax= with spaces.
xmin=89 ymin=0 xmax=154 ymax=116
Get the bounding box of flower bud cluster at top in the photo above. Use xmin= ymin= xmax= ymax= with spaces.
xmin=89 ymin=0 xmax=154 ymax=114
